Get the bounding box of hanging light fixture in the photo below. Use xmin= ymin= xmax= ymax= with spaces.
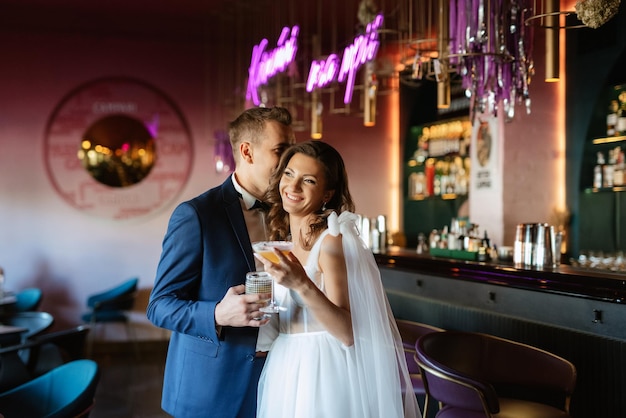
xmin=544 ymin=0 xmax=560 ymax=82
xmin=524 ymin=1 xmax=594 ymax=84
xmin=436 ymin=0 xmax=450 ymax=109
xmin=311 ymin=90 xmax=323 ymax=139
xmin=363 ymin=62 xmax=377 ymax=127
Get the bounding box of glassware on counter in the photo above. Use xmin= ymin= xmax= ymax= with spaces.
xmin=571 ymin=251 xmax=626 ymax=272
xmin=416 ymin=233 xmax=429 ymax=254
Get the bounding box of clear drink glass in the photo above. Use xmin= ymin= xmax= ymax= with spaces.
xmin=252 ymin=241 xmax=293 ymax=313
xmin=245 ymin=271 xmax=272 ymax=319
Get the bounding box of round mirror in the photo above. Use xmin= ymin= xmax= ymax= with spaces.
xmin=78 ymin=115 xmax=156 ymax=188
xmin=45 ymin=77 xmax=192 ymax=220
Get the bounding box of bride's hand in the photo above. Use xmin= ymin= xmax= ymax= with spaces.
xmin=254 ymin=249 xmax=309 ymax=292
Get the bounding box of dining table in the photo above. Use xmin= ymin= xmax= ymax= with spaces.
xmin=0 ymin=324 xmax=29 ymax=392
xmin=0 ymin=325 xmax=26 ymax=348
xmin=0 ymin=294 xmax=16 ymax=316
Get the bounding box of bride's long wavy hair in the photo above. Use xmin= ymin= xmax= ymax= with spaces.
xmin=264 ymin=141 xmax=355 ymax=250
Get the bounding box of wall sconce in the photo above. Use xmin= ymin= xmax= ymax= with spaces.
xmin=364 ymin=63 xmax=377 ymax=127
xmin=311 ymin=91 xmax=323 ymax=139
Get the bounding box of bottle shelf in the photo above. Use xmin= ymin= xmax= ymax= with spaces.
xmin=592 ymin=135 xmax=626 ymax=145
xmin=409 ymin=193 xmax=465 ymax=201
xmin=583 ymin=186 xmax=626 ymax=194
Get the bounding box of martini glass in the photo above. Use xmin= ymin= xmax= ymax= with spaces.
xmin=252 ymin=241 xmax=293 ymax=313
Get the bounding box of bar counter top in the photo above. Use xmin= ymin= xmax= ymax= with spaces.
xmin=374 ymin=248 xmax=626 ymax=305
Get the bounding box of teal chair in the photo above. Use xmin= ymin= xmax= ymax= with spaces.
xmin=0 ymin=359 xmax=100 ymax=418
xmin=12 ymin=288 xmax=43 ymax=312
xmin=0 ymin=325 xmax=91 ymax=393
xmin=0 ymin=312 xmax=55 ymax=392
xmin=81 ymin=277 xmax=139 ymax=357
xmin=27 ymin=325 xmax=91 ymax=377
xmin=0 ymin=311 xmax=55 ymax=342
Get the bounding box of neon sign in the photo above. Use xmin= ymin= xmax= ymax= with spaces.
xmin=306 ymin=14 xmax=383 ymax=104
xmin=246 ymin=26 xmax=300 ymax=106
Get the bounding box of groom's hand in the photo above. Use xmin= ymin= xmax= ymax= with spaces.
xmin=215 ymin=285 xmax=270 ymax=327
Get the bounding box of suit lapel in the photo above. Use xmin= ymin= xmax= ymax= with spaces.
xmin=221 ymin=178 xmax=256 ymax=272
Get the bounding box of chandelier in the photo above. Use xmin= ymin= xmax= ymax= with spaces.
xmin=448 ymin=0 xmax=535 ymax=121
xmin=403 ymin=0 xmax=535 ymax=121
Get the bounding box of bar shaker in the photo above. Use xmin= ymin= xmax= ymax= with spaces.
xmin=514 ymin=223 xmax=560 ymax=269
xmin=533 ymin=223 xmax=553 ymax=269
xmin=514 ymin=223 xmax=536 ymax=267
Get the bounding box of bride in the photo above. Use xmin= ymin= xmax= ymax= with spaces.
xmin=255 ymin=140 xmax=419 ymax=418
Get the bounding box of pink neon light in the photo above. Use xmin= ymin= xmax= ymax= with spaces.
xmin=306 ymin=14 xmax=383 ymax=104
xmin=338 ymin=14 xmax=383 ymax=103
xmin=306 ymin=54 xmax=340 ymax=92
xmin=246 ymin=26 xmax=300 ymax=105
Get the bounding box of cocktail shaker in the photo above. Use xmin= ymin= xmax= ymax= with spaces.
xmin=533 ymin=223 xmax=553 ymax=269
xmin=514 ymin=223 xmax=535 ymax=267
xmin=513 ymin=223 xmax=560 ymax=269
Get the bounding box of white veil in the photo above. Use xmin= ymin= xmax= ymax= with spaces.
xmin=329 ymin=211 xmax=420 ymax=418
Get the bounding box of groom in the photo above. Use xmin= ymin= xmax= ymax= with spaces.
xmin=147 ymin=106 xmax=295 ymax=418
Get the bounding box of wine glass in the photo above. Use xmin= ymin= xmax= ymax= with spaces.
xmin=252 ymin=241 xmax=293 ymax=313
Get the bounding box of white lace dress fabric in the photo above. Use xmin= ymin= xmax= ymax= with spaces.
xmin=257 ymin=212 xmax=420 ymax=418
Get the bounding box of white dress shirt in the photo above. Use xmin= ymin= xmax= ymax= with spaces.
xmin=230 ymin=174 xmax=277 ymax=352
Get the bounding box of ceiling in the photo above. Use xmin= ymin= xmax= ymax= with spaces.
xmin=0 ymin=0 xmax=373 ymax=46
xmin=0 ymin=0 xmax=428 ymax=120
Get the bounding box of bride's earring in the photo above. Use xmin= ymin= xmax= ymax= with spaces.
xmin=321 ymin=201 xmax=327 ymax=211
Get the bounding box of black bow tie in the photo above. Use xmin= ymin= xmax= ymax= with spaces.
xmin=250 ymin=199 xmax=270 ymax=211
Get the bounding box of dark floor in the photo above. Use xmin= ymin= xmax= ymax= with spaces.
xmin=88 ymin=341 xmax=433 ymax=418
xmin=90 ymin=341 xmax=170 ymax=418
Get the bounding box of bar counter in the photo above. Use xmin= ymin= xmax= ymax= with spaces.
xmin=375 ymin=248 xmax=626 ymax=304
xmin=376 ymin=248 xmax=626 ymax=417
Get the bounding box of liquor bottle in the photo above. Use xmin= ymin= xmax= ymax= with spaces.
xmin=613 ymin=147 xmax=624 ymax=186
xmin=603 ymin=149 xmax=615 ymax=188
xmin=618 ymin=92 xmax=626 ymax=136
xmin=593 ymin=152 xmax=604 ymax=189
xmin=433 ymin=160 xmax=443 ymax=196
xmin=425 ymin=158 xmax=435 ymax=197
xmin=607 ymin=100 xmax=619 ymax=136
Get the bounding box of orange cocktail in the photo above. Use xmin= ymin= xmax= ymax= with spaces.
xmin=252 ymin=241 xmax=292 ymax=313
xmin=252 ymin=241 xmax=293 ymax=264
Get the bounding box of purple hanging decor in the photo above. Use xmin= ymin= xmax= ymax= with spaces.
xmin=448 ymin=0 xmax=534 ymax=121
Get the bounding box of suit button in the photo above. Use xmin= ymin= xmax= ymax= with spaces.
xmin=246 ymin=354 xmax=254 ymax=361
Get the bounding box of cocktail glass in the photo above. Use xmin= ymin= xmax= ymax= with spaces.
xmin=252 ymin=241 xmax=293 ymax=313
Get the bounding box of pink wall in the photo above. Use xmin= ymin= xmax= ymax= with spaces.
xmin=501 ymin=28 xmax=563 ymax=245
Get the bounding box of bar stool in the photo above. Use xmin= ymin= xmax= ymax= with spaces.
xmin=395 ymin=319 xmax=444 ymax=416
xmin=415 ymin=331 xmax=576 ymax=418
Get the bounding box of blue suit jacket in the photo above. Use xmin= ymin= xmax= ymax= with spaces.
xmin=147 ymin=177 xmax=260 ymax=418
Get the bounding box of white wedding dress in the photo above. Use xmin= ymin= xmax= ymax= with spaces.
xmin=257 ymin=211 xmax=419 ymax=418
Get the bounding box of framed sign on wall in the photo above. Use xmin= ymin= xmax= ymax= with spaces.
xmin=44 ymin=77 xmax=193 ymax=220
